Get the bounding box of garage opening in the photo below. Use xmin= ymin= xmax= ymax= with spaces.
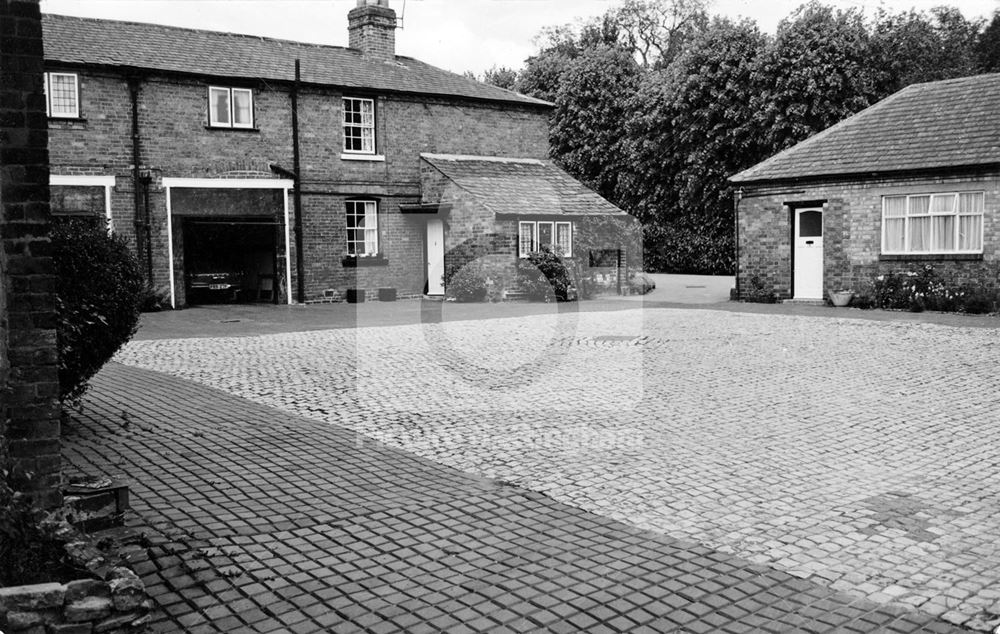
xmin=183 ymin=217 xmax=279 ymax=305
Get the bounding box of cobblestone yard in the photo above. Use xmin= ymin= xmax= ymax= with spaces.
xmin=111 ymin=305 xmax=1000 ymax=631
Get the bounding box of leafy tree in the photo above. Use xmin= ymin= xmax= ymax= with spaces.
xmin=871 ymin=7 xmax=982 ymax=94
xmin=976 ymin=11 xmax=1000 ymax=71
xmin=482 ymin=66 xmax=518 ymax=91
xmin=751 ymin=2 xmax=877 ymax=153
xmin=611 ymin=0 xmax=708 ymax=68
xmin=549 ymin=45 xmax=641 ymax=202
xmin=620 ymin=18 xmax=766 ymax=273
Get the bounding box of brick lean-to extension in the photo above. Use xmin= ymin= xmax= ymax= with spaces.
xmin=0 ymin=0 xmax=63 ymax=507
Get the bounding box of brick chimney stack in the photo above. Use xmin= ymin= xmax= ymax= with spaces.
xmin=348 ymin=0 xmax=397 ymax=61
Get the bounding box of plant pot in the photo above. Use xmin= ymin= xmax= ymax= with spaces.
xmin=829 ymin=290 xmax=853 ymax=307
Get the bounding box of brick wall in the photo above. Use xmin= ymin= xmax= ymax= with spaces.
xmin=1 ymin=0 xmax=62 ymax=507
xmin=46 ymin=65 xmax=552 ymax=304
xmin=738 ymin=170 xmax=1000 ymax=300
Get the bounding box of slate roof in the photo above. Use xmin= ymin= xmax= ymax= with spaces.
xmin=41 ymin=14 xmax=550 ymax=108
xmin=731 ymin=73 xmax=1000 ymax=184
xmin=421 ymin=154 xmax=628 ymax=217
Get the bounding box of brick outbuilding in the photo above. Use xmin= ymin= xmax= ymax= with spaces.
xmin=41 ymin=0 xmax=635 ymax=307
xmin=731 ymin=74 xmax=1000 ymax=301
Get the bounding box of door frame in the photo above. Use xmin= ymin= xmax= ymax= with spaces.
xmin=425 ymin=218 xmax=445 ymax=296
xmin=791 ymin=205 xmax=825 ymax=299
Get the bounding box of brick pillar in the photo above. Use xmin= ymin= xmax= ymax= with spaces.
xmin=1 ymin=0 xmax=62 ymax=508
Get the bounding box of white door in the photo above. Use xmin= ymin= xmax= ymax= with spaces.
xmin=426 ymin=219 xmax=445 ymax=295
xmin=793 ymin=208 xmax=823 ymax=299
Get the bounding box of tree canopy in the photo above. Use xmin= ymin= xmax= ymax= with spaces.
xmin=501 ymin=0 xmax=993 ymax=273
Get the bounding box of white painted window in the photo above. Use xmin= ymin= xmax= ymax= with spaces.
xmin=346 ymin=200 xmax=379 ymax=256
xmin=343 ymin=97 xmax=375 ymax=154
xmin=882 ymin=192 xmax=984 ymax=254
xmin=44 ymin=72 xmax=79 ymax=118
xmin=518 ymin=220 xmax=573 ymax=257
xmin=209 ymin=87 xmax=254 ymax=128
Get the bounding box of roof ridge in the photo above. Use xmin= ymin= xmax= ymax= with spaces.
xmin=42 ymin=13 xmax=355 ymax=54
xmin=421 ymin=153 xmax=546 ymax=164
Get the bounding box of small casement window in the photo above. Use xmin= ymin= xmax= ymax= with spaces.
xmin=208 ymin=87 xmax=254 ymax=128
xmin=518 ymin=220 xmax=573 ymax=257
xmin=44 ymin=72 xmax=80 ymax=118
xmin=343 ymin=97 xmax=376 ymax=154
xmin=882 ymin=192 xmax=984 ymax=254
xmin=346 ymin=200 xmax=379 ymax=256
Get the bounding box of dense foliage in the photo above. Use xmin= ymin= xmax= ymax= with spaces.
xmin=52 ymin=219 xmax=145 ymax=401
xmin=0 ymin=467 xmax=77 ymax=586
xmin=516 ymin=247 xmax=573 ymax=301
xmin=480 ymin=1 xmax=996 ymax=274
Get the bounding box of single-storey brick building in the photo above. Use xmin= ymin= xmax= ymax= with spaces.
xmin=731 ymin=73 xmax=1000 ymax=301
xmin=41 ymin=0 xmax=633 ymax=308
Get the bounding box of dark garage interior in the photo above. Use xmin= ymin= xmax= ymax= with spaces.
xmin=183 ymin=217 xmax=278 ymax=305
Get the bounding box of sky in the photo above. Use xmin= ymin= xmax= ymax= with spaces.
xmin=39 ymin=0 xmax=1000 ymax=76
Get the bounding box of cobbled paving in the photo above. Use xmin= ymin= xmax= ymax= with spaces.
xmin=114 ymin=306 xmax=1000 ymax=631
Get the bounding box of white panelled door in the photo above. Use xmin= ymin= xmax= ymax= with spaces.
xmin=426 ymin=219 xmax=445 ymax=296
xmin=793 ymin=208 xmax=824 ymax=300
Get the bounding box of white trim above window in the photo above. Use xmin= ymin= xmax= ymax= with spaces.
xmin=881 ymin=192 xmax=984 ymax=255
xmin=208 ymin=86 xmax=254 ymax=129
xmin=343 ymin=97 xmax=376 ymax=154
xmin=44 ymin=72 xmax=79 ymax=118
xmin=49 ymin=174 xmax=114 ymax=229
xmin=518 ymin=220 xmax=573 ymax=257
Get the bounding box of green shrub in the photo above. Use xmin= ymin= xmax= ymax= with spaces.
xmin=643 ymin=217 xmax=734 ymax=275
xmin=0 ymin=466 xmax=78 ymax=586
xmin=52 ymin=220 xmax=145 ymax=401
xmin=627 ymin=272 xmax=656 ymax=295
xmin=743 ymin=273 xmax=777 ymax=304
xmin=869 ymin=265 xmax=999 ymax=314
xmin=517 ymin=247 xmax=572 ymax=301
xmin=447 ymin=262 xmax=489 ymax=302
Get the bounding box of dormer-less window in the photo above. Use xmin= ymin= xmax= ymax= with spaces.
xmin=343 ymin=97 xmax=375 ymax=154
xmin=44 ymin=72 xmax=79 ymax=118
xmin=209 ymin=87 xmax=254 ymax=129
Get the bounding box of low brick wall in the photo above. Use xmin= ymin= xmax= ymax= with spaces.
xmin=0 ymin=568 xmax=148 ymax=634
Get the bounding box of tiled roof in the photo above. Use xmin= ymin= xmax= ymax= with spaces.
xmin=41 ymin=14 xmax=550 ymax=108
xmin=731 ymin=73 xmax=1000 ymax=183
xmin=421 ymin=154 xmax=628 ymax=217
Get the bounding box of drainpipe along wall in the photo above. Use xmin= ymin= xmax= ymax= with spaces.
xmin=291 ymin=59 xmax=305 ymax=304
xmin=128 ymin=77 xmax=154 ymax=284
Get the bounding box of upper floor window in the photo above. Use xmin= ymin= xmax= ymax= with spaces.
xmin=343 ymin=97 xmax=375 ymax=154
xmin=346 ymin=200 xmax=379 ymax=256
xmin=882 ymin=192 xmax=984 ymax=254
xmin=519 ymin=220 xmax=573 ymax=258
xmin=44 ymin=72 xmax=79 ymax=118
xmin=209 ymin=87 xmax=254 ymax=129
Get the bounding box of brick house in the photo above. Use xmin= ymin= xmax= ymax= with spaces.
xmin=41 ymin=0 xmax=634 ymax=308
xmin=731 ymin=73 xmax=1000 ymax=301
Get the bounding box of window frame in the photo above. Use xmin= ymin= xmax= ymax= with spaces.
xmin=346 ymin=199 xmax=380 ymax=257
xmin=518 ymin=220 xmax=573 ymax=258
xmin=342 ymin=97 xmax=377 ymax=155
xmin=44 ymin=72 xmax=80 ymax=119
xmin=881 ymin=192 xmax=984 ymax=255
xmin=208 ymin=86 xmax=255 ymax=129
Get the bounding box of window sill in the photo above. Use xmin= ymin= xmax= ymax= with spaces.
xmin=49 ymin=117 xmax=85 ymax=123
xmin=341 ymin=153 xmax=386 ymax=162
xmin=205 ymin=126 xmax=260 ymax=133
xmin=880 ymin=253 xmax=983 ymax=262
xmin=342 ymin=255 xmax=389 ymax=268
